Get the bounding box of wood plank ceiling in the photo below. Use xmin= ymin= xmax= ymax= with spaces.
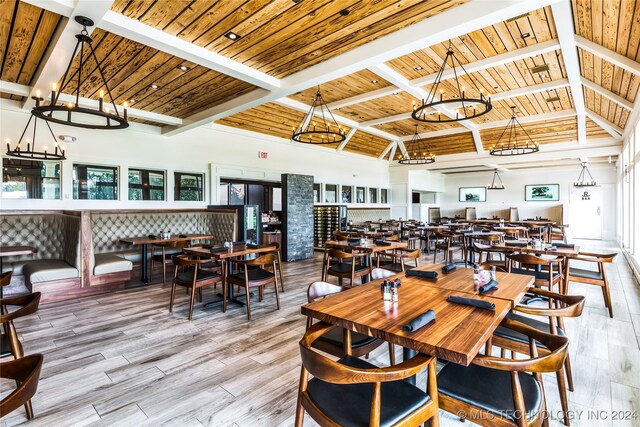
xmin=0 ymin=0 xmax=637 ymax=160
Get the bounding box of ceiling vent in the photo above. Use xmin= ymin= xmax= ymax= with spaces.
xmin=530 ymin=64 xmax=549 ymax=74
xmin=545 ymin=96 xmax=560 ymax=103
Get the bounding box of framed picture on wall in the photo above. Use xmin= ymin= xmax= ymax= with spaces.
xmin=355 ymin=186 xmax=365 ymax=203
xmin=525 ymin=184 xmax=560 ymax=201
xmin=341 ymin=185 xmax=352 ymax=203
xmin=459 ymin=187 xmax=486 ymax=202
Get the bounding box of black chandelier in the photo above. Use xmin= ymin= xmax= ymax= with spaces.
xmin=31 ymin=16 xmax=128 ymax=130
xmin=399 ymin=125 xmax=435 ymax=165
xmin=489 ymin=107 xmax=539 ymax=156
xmin=573 ymin=162 xmax=597 ymax=187
xmin=412 ymin=44 xmax=491 ymax=123
xmin=487 ymin=168 xmax=505 ymax=190
xmin=292 ymin=87 xmax=346 ymax=144
xmin=5 ymin=93 xmax=66 ymax=160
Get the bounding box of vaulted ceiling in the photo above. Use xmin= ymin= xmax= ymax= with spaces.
xmin=0 ymin=0 xmax=636 ymax=167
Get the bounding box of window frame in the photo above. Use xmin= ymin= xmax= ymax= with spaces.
xmin=73 ymin=162 xmax=119 ymax=200
xmin=174 ymin=171 xmax=205 ymax=202
xmin=128 ymin=167 xmax=166 ymax=201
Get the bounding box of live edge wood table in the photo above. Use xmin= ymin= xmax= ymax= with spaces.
xmin=302 ymin=268 xmax=534 ymax=385
xmin=119 ymin=234 xmax=212 ymax=284
xmin=0 ymin=246 xmax=37 ymax=297
xmin=184 ymin=244 xmax=276 ymax=307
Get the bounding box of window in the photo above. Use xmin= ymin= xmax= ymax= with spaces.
xmin=355 ymin=186 xmax=365 ymax=203
xmin=174 ymin=172 xmax=204 ymax=201
xmin=369 ymin=188 xmax=377 ymax=203
xmin=2 ymin=158 xmax=60 ymax=199
xmin=73 ymin=164 xmax=118 ymax=200
xmin=313 ymin=183 xmax=320 ymax=203
xmin=128 ymin=168 xmax=165 ymax=200
xmin=219 ymin=183 xmax=229 ymax=204
xmin=229 ymin=183 xmax=245 ymax=205
xmin=341 ymin=185 xmax=352 ymax=203
xmin=380 ymin=188 xmax=388 ymax=204
xmin=325 ymin=184 xmax=337 ymax=203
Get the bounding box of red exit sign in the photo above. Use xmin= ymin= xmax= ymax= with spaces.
xmin=258 ymin=151 xmax=268 ymax=159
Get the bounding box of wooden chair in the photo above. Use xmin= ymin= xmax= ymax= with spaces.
xmin=151 ymin=240 xmax=189 ymax=286
xmin=433 ymin=231 xmax=464 ymax=264
xmin=169 ymin=255 xmax=223 ymax=320
xmin=322 ymin=249 xmax=371 ymax=287
xmin=306 ymin=282 xmax=396 ymax=366
xmin=508 ymin=254 xmax=563 ymax=304
xmin=295 ymin=321 xmax=439 ymax=427
xmin=0 ymin=354 xmax=43 ymax=420
xmin=566 ymin=252 xmax=617 ymax=318
xmin=490 ymin=288 xmax=585 ymax=426
xmin=438 ymin=318 xmax=569 ymax=427
xmin=550 ymin=225 xmax=568 ymax=243
xmin=226 ymin=254 xmax=280 ymax=320
xmin=502 ymin=228 xmax=521 ymax=240
xmin=465 ymin=207 xmax=477 ymax=221
xmin=428 ymin=207 xmax=441 ymax=224
xmin=376 ymin=248 xmax=420 ymax=272
xmin=509 ymin=207 xmax=519 ymax=222
xmin=0 ymin=291 xmax=41 ymax=419
xmin=265 ymin=242 xmax=285 ymax=292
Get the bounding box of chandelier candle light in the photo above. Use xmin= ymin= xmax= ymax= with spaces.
xmin=31 ymin=16 xmax=128 ymax=130
xmin=5 ymin=90 xmax=66 ymax=160
xmin=399 ymin=125 xmax=435 ymax=165
xmin=292 ymin=87 xmax=346 ymax=144
xmin=412 ymin=43 xmax=491 ymax=123
xmin=573 ymin=162 xmax=597 ymax=187
xmin=489 ymin=107 xmax=540 ymax=156
xmin=487 ymin=168 xmax=505 ymax=190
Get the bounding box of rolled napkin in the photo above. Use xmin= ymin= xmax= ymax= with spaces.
xmin=441 ymin=264 xmax=457 ymax=273
xmin=402 ymin=309 xmax=436 ymax=332
xmin=247 ymin=243 xmax=261 ymax=249
xmin=179 ymin=234 xmax=187 ymax=238
xmin=406 ymin=270 xmax=438 ymax=279
xmin=479 ymin=280 xmax=498 ymax=293
xmin=348 ymin=241 xmax=360 ymax=246
xmin=554 ymin=242 xmax=575 ymax=248
xmin=447 ymin=295 xmax=495 ymax=310
xmin=209 ymin=247 xmax=228 ymax=253
xmin=148 ymin=234 xmax=157 ymax=239
xmin=202 ymin=244 xmax=213 ymax=249
xmin=232 ymin=241 xmax=246 ymax=245
xmin=347 ymin=238 xmax=360 ymax=243
xmin=374 ymin=239 xmax=392 ymax=246
xmin=545 ymin=246 xmax=557 ymax=251
xmin=505 ymin=241 xmax=527 ymax=247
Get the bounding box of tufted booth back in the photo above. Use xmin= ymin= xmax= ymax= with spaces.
xmin=91 ymin=211 xmax=237 ymax=255
xmin=0 ymin=214 xmax=81 ymax=268
xmin=347 ymin=208 xmax=391 ymax=224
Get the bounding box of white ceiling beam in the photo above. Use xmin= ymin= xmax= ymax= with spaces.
xmin=491 ymin=79 xmax=570 ymax=101
xmin=412 ymin=38 xmax=561 ymax=88
xmin=399 ymin=126 xmax=469 ymax=142
xmin=550 ymin=1 xmax=586 ymax=145
xmin=472 ymin=129 xmax=484 ymax=153
xmin=580 ymin=77 xmax=634 ymax=110
xmin=388 ymin=143 xmax=398 ymax=162
xmin=584 ymin=108 xmax=624 ymax=138
xmin=327 ymin=87 xmax=401 ymax=110
xmin=622 ymin=96 xmax=640 ymax=139
xmin=579 ymin=156 xmax=588 ymax=164
xmin=337 ymin=129 xmax=357 ymax=152
xmin=368 ymin=64 xmax=427 ymax=101
xmin=21 ymin=0 xmax=74 ymax=18
xmin=99 ymin=11 xmax=279 ymax=91
xmin=397 ymin=140 xmax=409 ymax=158
xmin=166 ymin=0 xmax=563 ymax=135
xmin=378 ymin=141 xmax=396 ymax=159
xmin=1 ymin=80 xmax=182 ymax=125
xmin=575 ymin=35 xmax=640 ymax=76
xmin=22 ymin=0 xmax=115 ymax=110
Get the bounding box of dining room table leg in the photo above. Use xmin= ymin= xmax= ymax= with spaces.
xmin=140 ymin=243 xmax=149 ymax=283
xmin=403 ymin=347 xmax=418 ymax=385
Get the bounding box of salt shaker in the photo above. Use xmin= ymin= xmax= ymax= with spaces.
xmin=391 ymin=282 xmax=399 ymax=302
xmin=383 ymin=281 xmax=391 ymax=301
xmin=490 ymin=265 xmax=497 ymax=282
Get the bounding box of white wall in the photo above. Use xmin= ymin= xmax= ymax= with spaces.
xmin=440 ymin=165 xmax=618 ymax=240
xmin=0 ymin=103 xmax=389 ymax=210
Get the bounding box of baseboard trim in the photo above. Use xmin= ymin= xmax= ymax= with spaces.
xmin=622 ymin=249 xmax=640 ymax=284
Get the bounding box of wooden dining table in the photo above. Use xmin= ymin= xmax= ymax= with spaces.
xmin=120 ymin=234 xmax=213 ymax=283
xmin=184 ymin=243 xmax=276 ymax=307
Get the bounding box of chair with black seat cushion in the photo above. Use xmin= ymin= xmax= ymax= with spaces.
xmin=306 ymin=282 xmax=395 ymax=367
xmin=438 ymin=318 xmax=568 ymax=427
xmin=433 ymin=231 xmax=464 ymax=264
xmin=322 ymin=249 xmax=371 ymax=287
xmin=490 ymin=288 xmax=585 ymax=426
xmin=0 ymin=354 xmax=43 ymax=420
xmin=508 ymin=253 xmax=563 ymax=305
xmin=169 ymin=255 xmax=223 ymax=320
xmin=226 ymin=254 xmax=280 ymax=320
xmin=566 ymin=252 xmax=617 ymax=318
xmin=295 ymin=321 xmax=439 ymax=427
xmin=151 ymin=240 xmax=189 ymax=286
xmin=0 ymin=291 xmax=41 ymax=419
xmin=376 ymin=248 xmax=420 ymax=273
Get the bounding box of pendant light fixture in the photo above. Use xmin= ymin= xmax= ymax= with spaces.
xmin=31 ymin=16 xmax=128 ymax=130
xmin=399 ymin=125 xmax=435 ymax=165
xmin=412 ymin=43 xmax=491 ymax=123
xmin=489 ymin=106 xmax=539 ymax=156
xmin=573 ymin=162 xmax=597 ymax=187
xmin=292 ymin=87 xmax=346 ymax=144
xmin=487 ymin=168 xmax=505 ymax=190
xmin=4 ymin=92 xmax=66 ymax=160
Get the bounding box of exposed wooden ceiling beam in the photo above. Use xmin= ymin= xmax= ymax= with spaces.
xmin=360 ymin=112 xmax=413 ymax=128
xmin=22 ymin=0 xmax=115 ymax=110
xmin=167 ymin=0 xmax=561 ymax=135
xmin=550 ymin=1 xmax=586 ymax=145
xmin=574 ymin=35 xmax=640 ymax=77
xmin=21 ymin=0 xmax=74 ymax=18
xmin=584 ymin=108 xmax=624 ymax=138
xmin=2 ymin=80 xmax=182 ymax=126
xmin=379 ymin=141 xmax=396 ymax=160
xmin=399 ymin=127 xmax=469 ymax=142
xmin=388 ymin=143 xmax=398 ymax=162
xmin=623 ymin=96 xmax=640 ymax=139
xmin=336 ymin=129 xmax=357 ymax=152
xmin=327 ymin=87 xmax=401 ymax=110
xmin=397 ymin=140 xmax=409 ymax=158
xmin=580 ymin=77 xmax=634 ymax=110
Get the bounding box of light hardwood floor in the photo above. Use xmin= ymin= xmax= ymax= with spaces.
xmin=1 ymin=240 xmax=639 ymax=427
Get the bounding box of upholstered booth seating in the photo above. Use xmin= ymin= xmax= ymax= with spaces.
xmin=0 ymin=214 xmax=81 ymax=290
